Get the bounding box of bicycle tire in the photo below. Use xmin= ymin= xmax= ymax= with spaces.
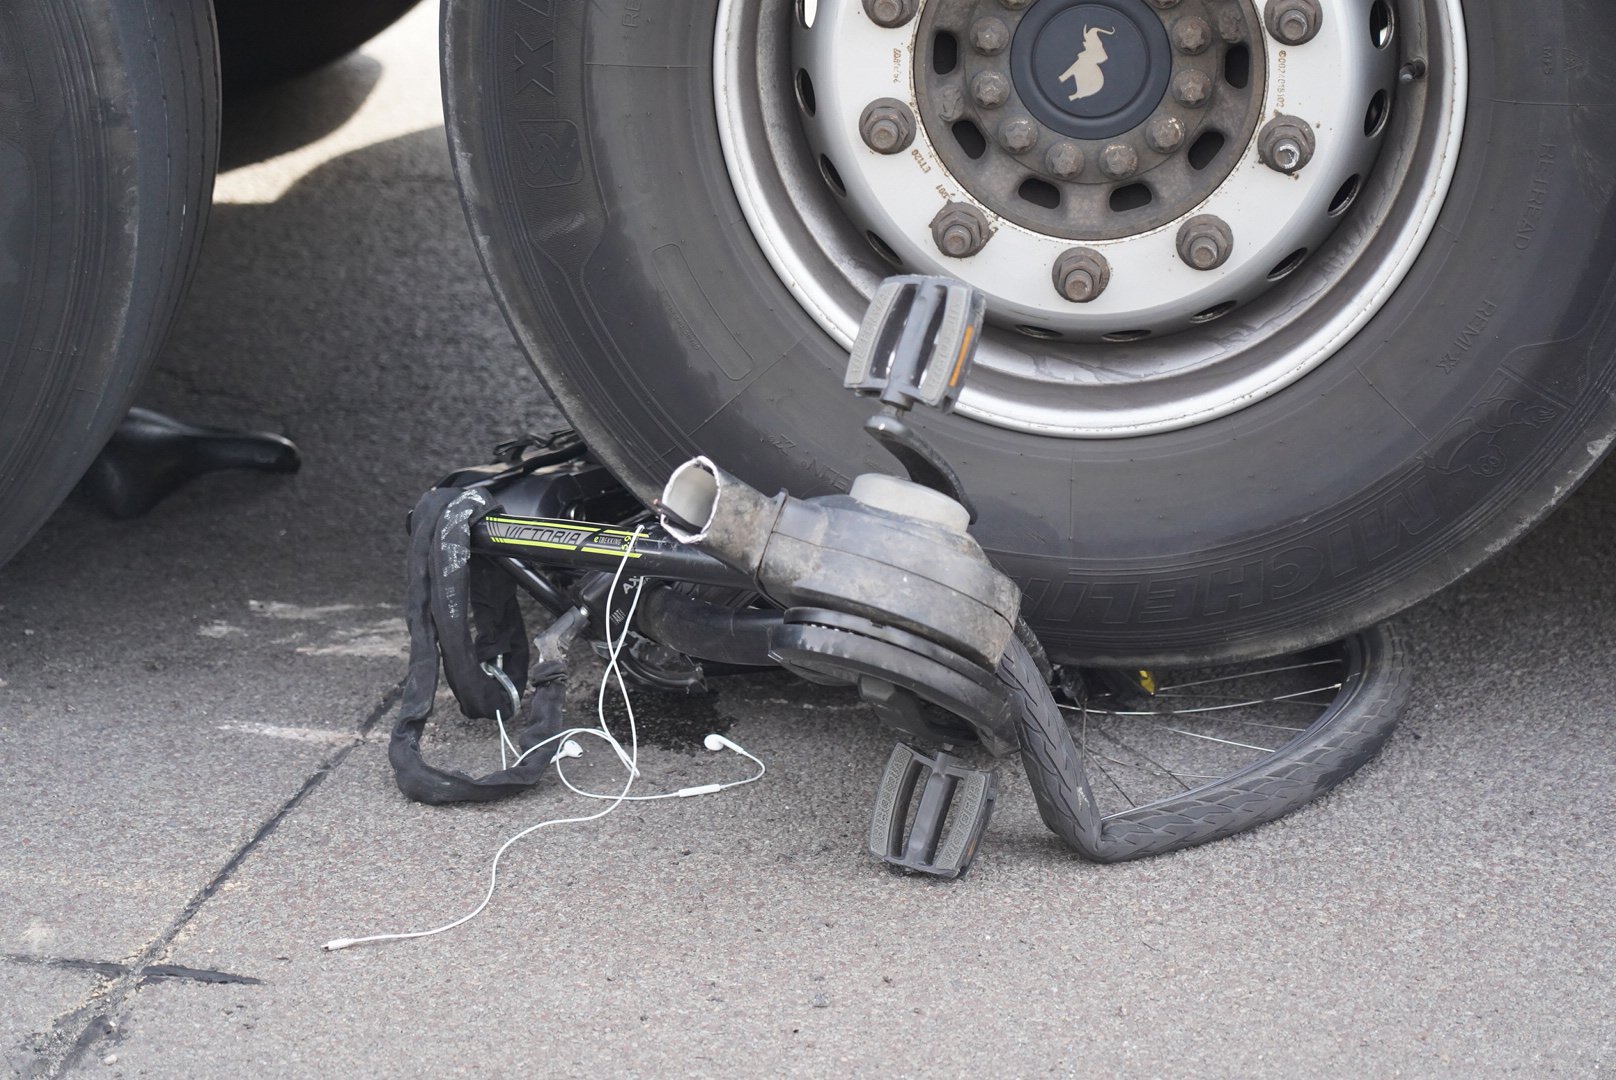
xmin=1005 ymin=623 xmax=1409 ymax=862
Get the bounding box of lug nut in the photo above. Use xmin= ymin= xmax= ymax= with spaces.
xmin=863 ymin=0 xmax=918 ymax=28
xmin=971 ymin=70 xmax=1011 ymax=109
xmin=860 ymin=99 xmax=916 ymax=154
xmin=1257 ymin=114 xmax=1315 ymax=173
xmin=971 ymin=17 xmax=1009 ymax=54
xmin=930 ymin=202 xmax=993 ymax=258
xmin=1177 ymin=215 xmax=1233 ymax=271
xmin=1172 ymin=69 xmax=1213 ymax=108
xmin=999 ymin=117 xmax=1038 ymax=154
xmin=1146 ymin=115 xmax=1185 ymax=153
xmin=936 ymin=85 xmax=965 ymax=123
xmin=1053 ymin=248 xmax=1110 ymax=303
xmin=1264 ymin=0 xmax=1321 ymax=45
xmin=1215 ymin=7 xmax=1246 ymax=42
xmin=1046 ymin=141 xmax=1084 ymax=179
xmin=1171 ymin=16 xmax=1211 ymax=54
xmin=1100 ymin=143 xmax=1138 ymax=179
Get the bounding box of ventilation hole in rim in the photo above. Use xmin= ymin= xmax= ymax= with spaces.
xmin=1328 ymin=173 xmax=1362 ymax=216
xmin=1109 ymin=183 xmax=1152 ymax=213
xmin=1016 ymin=325 xmax=1063 ymax=340
xmin=866 ymin=231 xmax=902 ymax=267
xmin=1223 ymin=44 xmax=1251 ymax=90
xmin=797 ymin=0 xmax=818 ymax=28
xmin=1190 ymin=301 xmax=1238 ymax=324
xmin=795 ymin=69 xmax=816 ymax=117
xmin=952 ymin=119 xmax=987 ymax=159
xmin=1267 ymin=247 xmax=1309 ymax=280
xmin=1364 ymin=90 xmax=1389 ymax=137
xmin=1369 ymin=0 xmax=1394 ymax=48
xmin=1018 ymin=177 xmax=1061 ymax=209
xmin=933 ymin=31 xmax=959 ymax=75
xmin=1103 ymin=329 xmax=1152 ymax=342
xmin=1187 ymin=130 xmax=1225 ymax=171
xmin=819 ymin=155 xmax=846 ymax=197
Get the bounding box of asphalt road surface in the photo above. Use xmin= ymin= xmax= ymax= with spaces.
xmin=2 ymin=7 xmax=1612 ymax=1076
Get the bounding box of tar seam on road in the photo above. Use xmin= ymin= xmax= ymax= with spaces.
xmin=0 ymin=954 xmax=265 ymax=987
xmin=12 ymin=681 xmax=403 ymax=1079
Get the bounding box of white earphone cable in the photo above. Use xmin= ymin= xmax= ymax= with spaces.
xmin=326 ymin=529 xmax=647 ymax=951
xmin=324 ymin=529 xmax=765 ymax=952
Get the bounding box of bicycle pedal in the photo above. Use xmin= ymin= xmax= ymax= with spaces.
xmin=868 ymin=742 xmax=996 ymax=879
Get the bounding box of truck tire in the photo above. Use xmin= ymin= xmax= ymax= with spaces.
xmin=444 ymin=0 xmax=1616 ymax=664
xmin=215 ymin=0 xmax=422 ymax=91
xmin=0 ymin=0 xmax=218 ymax=568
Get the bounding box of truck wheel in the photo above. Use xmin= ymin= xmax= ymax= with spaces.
xmin=444 ymin=0 xmax=1616 ymax=664
xmin=216 ymin=0 xmax=422 ymax=91
xmin=0 ymin=0 xmax=218 ymax=567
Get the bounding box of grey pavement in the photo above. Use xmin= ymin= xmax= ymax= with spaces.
xmin=1 ymin=7 xmax=1612 ymax=1076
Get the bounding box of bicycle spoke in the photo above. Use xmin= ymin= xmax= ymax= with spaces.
xmin=1084 ymin=745 xmax=1136 ymax=808
xmin=1089 ymin=725 xmax=1195 ymax=791
xmin=1062 ymin=683 xmax=1341 ymax=720
xmin=1151 ymin=658 xmax=1339 ymax=692
xmin=1147 ymin=723 xmax=1276 ymax=753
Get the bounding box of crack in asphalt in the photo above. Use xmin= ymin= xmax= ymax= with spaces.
xmin=0 ymin=955 xmax=266 ymax=987
xmin=12 ymin=682 xmax=402 ymax=1078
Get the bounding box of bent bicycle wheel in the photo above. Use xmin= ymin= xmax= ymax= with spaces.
xmin=1006 ymin=621 xmax=1409 ymax=861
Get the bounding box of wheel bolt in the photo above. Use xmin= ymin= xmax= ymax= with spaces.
xmin=863 ymin=0 xmax=918 ymax=28
xmin=1215 ymin=7 xmax=1246 ymax=42
xmin=999 ymin=117 xmax=1038 ymax=154
xmin=1257 ymin=114 xmax=1315 ymax=173
xmin=930 ymin=202 xmax=993 ymax=258
xmin=971 ymin=17 xmax=1009 ymax=54
xmin=1172 ymin=69 xmax=1213 ymax=108
xmin=971 ymin=70 xmax=1010 ymax=109
xmin=1264 ymin=0 xmax=1321 ymax=45
xmin=860 ymin=99 xmax=916 ymax=154
xmin=1100 ymin=143 xmax=1138 ymax=179
xmin=1052 ymin=248 xmax=1110 ymax=303
xmin=1177 ymin=215 xmax=1233 ymax=271
xmin=1046 ymin=141 xmax=1084 ymax=179
xmin=1146 ymin=115 xmax=1184 ymax=153
xmin=936 ymin=85 xmax=965 ymax=123
xmin=1171 ymin=16 xmax=1211 ymax=54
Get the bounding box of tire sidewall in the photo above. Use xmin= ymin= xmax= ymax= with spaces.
xmin=0 ymin=0 xmax=219 ymax=566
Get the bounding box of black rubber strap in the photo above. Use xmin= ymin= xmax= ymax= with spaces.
xmin=389 ymin=487 xmax=573 ymax=805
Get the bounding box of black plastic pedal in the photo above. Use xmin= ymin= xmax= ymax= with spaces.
xmin=869 ymin=742 xmax=997 ymax=878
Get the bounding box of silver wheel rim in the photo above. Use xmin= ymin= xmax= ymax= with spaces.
xmin=715 ymin=0 xmax=1467 ymax=437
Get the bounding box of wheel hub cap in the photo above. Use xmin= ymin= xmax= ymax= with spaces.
xmin=1012 ymin=0 xmax=1169 ymax=140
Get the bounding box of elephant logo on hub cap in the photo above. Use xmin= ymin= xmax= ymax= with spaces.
xmin=1059 ymin=25 xmax=1116 ymax=101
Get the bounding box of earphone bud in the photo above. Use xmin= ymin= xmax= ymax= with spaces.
xmin=552 ymin=740 xmax=584 ymax=762
xmin=704 ymin=733 xmax=743 ymax=754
